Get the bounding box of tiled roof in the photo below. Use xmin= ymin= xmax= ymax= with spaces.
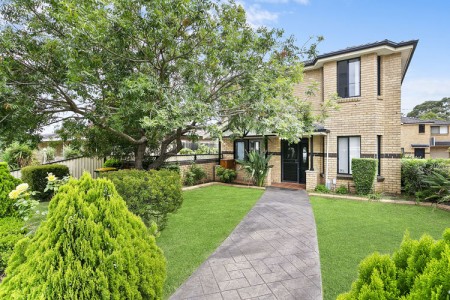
xmin=401 ymin=116 xmax=450 ymax=125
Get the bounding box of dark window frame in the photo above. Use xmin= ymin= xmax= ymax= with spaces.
xmin=377 ymin=135 xmax=382 ymax=175
xmin=234 ymin=139 xmax=264 ymax=161
xmin=377 ymin=56 xmax=381 ymax=96
xmin=414 ymin=148 xmax=425 ymax=159
xmin=337 ymin=136 xmax=361 ymax=175
xmin=418 ymin=124 xmax=425 ymax=133
xmin=337 ymin=58 xmax=361 ymax=98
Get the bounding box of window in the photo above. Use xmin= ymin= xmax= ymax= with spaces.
xmin=338 ymin=136 xmax=361 ymax=174
xmin=337 ymin=58 xmax=360 ymax=98
xmin=419 ymin=124 xmax=425 ymax=133
xmin=431 ymin=126 xmax=448 ymax=134
xmin=377 ymin=135 xmax=382 ymax=175
xmin=234 ymin=139 xmax=263 ymax=160
xmin=377 ymin=56 xmax=381 ymax=96
xmin=414 ymin=148 xmax=425 ymax=159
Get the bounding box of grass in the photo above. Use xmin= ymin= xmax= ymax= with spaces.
xmin=310 ymin=196 xmax=450 ymax=300
xmin=157 ymin=185 xmax=264 ymax=299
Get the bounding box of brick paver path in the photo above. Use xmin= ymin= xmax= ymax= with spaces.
xmin=170 ymin=187 xmax=322 ymax=300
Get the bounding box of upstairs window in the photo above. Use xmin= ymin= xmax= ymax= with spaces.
xmin=431 ymin=126 xmax=448 ymax=135
xmin=337 ymin=58 xmax=360 ymax=98
xmin=419 ymin=124 xmax=425 ymax=133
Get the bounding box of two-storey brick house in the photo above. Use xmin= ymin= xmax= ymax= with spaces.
xmin=221 ymin=40 xmax=418 ymax=194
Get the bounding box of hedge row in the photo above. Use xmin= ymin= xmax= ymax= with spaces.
xmin=21 ymin=164 xmax=70 ymax=201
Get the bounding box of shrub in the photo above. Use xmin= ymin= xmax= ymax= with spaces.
xmin=103 ymin=158 xmax=122 ymax=168
xmin=422 ymin=171 xmax=450 ymax=204
xmin=62 ymin=145 xmax=81 ymax=159
xmin=367 ymin=192 xmax=382 ymax=200
xmin=8 ymin=183 xmax=39 ymax=221
xmin=401 ymin=158 xmax=450 ymax=199
xmin=0 ymin=217 xmax=26 ymax=276
xmin=2 ymin=142 xmax=34 ymax=170
xmin=21 ymin=164 xmax=70 ymax=201
xmin=0 ymin=162 xmax=22 ymax=218
xmin=178 ymin=148 xmax=195 ymax=155
xmin=216 ymin=166 xmax=237 ymax=183
xmin=314 ymin=184 xmax=330 ymax=193
xmin=40 ymin=147 xmax=56 ymax=162
xmin=159 ymin=162 xmax=181 ymax=173
xmin=352 ymin=158 xmax=378 ymax=195
xmin=101 ymin=169 xmax=182 ymax=230
xmin=338 ymin=229 xmax=450 ymax=300
xmin=237 ymin=151 xmax=272 ymax=187
xmin=335 ymin=184 xmax=348 ymax=194
xmin=0 ymin=173 xmax=166 ymax=299
xmin=183 ymin=163 xmax=207 ymax=186
xmin=195 ymin=144 xmax=218 ymax=154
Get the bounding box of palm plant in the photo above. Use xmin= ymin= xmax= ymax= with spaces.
xmin=422 ymin=171 xmax=450 ymax=204
xmin=237 ymin=151 xmax=272 ymax=187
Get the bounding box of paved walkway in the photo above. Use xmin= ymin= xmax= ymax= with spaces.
xmin=170 ymin=187 xmax=322 ymax=300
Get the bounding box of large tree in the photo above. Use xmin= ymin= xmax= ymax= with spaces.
xmin=407 ymin=97 xmax=450 ymax=120
xmin=0 ymin=0 xmax=329 ymax=169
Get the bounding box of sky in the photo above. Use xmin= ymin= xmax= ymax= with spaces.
xmin=240 ymin=0 xmax=450 ymax=114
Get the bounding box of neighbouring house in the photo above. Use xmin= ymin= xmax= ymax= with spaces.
xmin=221 ymin=39 xmax=418 ymax=194
xmin=401 ymin=116 xmax=450 ymax=159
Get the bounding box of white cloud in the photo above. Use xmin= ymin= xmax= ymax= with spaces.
xmin=401 ymin=78 xmax=450 ymax=113
xmin=244 ymin=4 xmax=279 ymax=27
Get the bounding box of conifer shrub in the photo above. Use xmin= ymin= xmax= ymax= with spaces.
xmin=351 ymin=158 xmax=378 ymax=195
xmin=0 ymin=162 xmax=22 ymax=217
xmin=21 ymin=164 xmax=69 ymax=201
xmin=0 ymin=217 xmax=26 ymax=276
xmin=0 ymin=173 xmax=166 ymax=299
xmin=101 ymin=169 xmax=182 ymax=229
xmin=338 ymin=229 xmax=450 ymax=300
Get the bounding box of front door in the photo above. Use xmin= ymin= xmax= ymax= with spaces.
xmin=281 ymin=139 xmax=309 ymax=184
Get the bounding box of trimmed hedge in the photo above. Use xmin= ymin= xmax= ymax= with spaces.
xmin=338 ymin=229 xmax=450 ymax=300
xmin=0 ymin=173 xmax=166 ymax=299
xmin=101 ymin=169 xmax=183 ymax=230
xmin=352 ymin=158 xmax=377 ymax=195
xmin=0 ymin=217 xmax=26 ymax=276
xmin=401 ymin=158 xmax=450 ymax=199
xmin=21 ymin=164 xmax=70 ymax=201
xmin=0 ymin=162 xmax=22 ymax=218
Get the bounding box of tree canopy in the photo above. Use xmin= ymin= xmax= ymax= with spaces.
xmin=0 ymin=0 xmax=330 ymax=168
xmin=407 ymin=97 xmax=450 ymax=120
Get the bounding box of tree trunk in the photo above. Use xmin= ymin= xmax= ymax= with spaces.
xmin=134 ymin=142 xmax=147 ymax=169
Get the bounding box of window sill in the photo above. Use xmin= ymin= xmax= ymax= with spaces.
xmin=337 ymin=97 xmax=361 ymax=103
xmin=377 ymin=96 xmax=383 ymax=100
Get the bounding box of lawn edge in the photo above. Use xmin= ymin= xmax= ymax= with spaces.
xmin=182 ymin=181 xmax=266 ymax=191
xmin=308 ymin=192 xmax=450 ymax=212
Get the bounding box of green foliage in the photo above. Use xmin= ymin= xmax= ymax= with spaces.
xmin=368 ymin=192 xmax=383 ymax=201
xmin=183 ymin=163 xmax=207 ymax=186
xmin=21 ymin=164 xmax=70 ymax=201
xmin=103 ymin=158 xmax=122 ymax=168
xmin=352 ymin=158 xmax=378 ymax=195
xmin=339 ymin=229 xmax=450 ymax=300
xmin=40 ymin=146 xmax=56 ymax=162
xmin=407 ymin=97 xmax=450 ymax=120
xmin=101 ymin=169 xmax=183 ymax=230
xmin=237 ymin=151 xmax=272 ymax=187
xmin=195 ymin=144 xmax=218 ymax=154
xmin=335 ymin=185 xmax=348 ymax=194
xmin=0 ymin=173 xmax=166 ymax=299
xmin=2 ymin=142 xmax=34 ymax=170
xmin=422 ymin=171 xmax=450 ymax=204
xmin=159 ymin=163 xmax=181 ymax=174
xmin=0 ymin=217 xmax=26 ymax=276
xmin=401 ymin=158 xmax=450 ymax=200
xmin=0 ymin=0 xmax=327 ymax=170
xmin=216 ymin=166 xmax=237 ymax=183
xmin=178 ymin=148 xmax=195 ymax=155
xmin=315 ymin=184 xmax=330 ymax=193
xmin=62 ymin=145 xmax=82 ymax=159
xmin=0 ymin=162 xmax=22 ymax=218
xmin=8 ymin=183 xmax=40 ymax=221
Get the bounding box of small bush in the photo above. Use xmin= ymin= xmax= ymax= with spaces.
xmin=21 ymin=164 xmax=70 ymax=201
xmin=2 ymin=142 xmax=34 ymax=170
xmin=178 ymin=148 xmax=195 ymax=155
xmin=103 ymin=158 xmax=122 ymax=168
xmin=367 ymin=192 xmax=382 ymax=200
xmin=352 ymin=158 xmax=377 ymax=195
xmin=0 ymin=173 xmax=166 ymax=299
xmin=314 ymin=184 xmax=330 ymax=193
xmin=159 ymin=162 xmax=181 ymax=173
xmin=101 ymin=169 xmax=182 ymax=230
xmin=335 ymin=184 xmax=348 ymax=194
xmin=0 ymin=217 xmax=26 ymax=276
xmin=183 ymin=163 xmax=207 ymax=186
xmin=0 ymin=162 xmax=22 ymax=218
xmin=339 ymin=229 xmax=450 ymax=299
xmin=216 ymin=166 xmax=237 ymax=183
xmin=62 ymin=145 xmax=81 ymax=159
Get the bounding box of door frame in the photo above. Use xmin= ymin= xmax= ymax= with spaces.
xmin=281 ymin=138 xmax=309 ymax=184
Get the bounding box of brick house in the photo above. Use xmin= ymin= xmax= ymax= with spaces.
xmin=220 ymin=40 xmax=418 ymax=194
xmin=401 ymin=117 xmax=450 ymax=159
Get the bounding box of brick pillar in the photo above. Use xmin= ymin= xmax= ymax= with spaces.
xmin=305 ymin=170 xmax=318 ymax=191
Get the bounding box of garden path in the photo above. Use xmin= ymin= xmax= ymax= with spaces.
xmin=170 ymin=187 xmax=322 ymax=300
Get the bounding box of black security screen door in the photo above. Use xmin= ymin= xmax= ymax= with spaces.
xmin=282 ymin=139 xmax=309 ymax=183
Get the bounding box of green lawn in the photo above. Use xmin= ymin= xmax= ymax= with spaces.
xmin=157 ymin=185 xmax=264 ymax=299
xmin=310 ymin=196 xmax=450 ymax=300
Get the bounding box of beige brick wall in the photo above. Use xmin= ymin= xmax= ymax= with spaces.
xmin=180 ymin=161 xmax=217 ymax=183
xmin=401 ymin=123 xmax=450 ymax=158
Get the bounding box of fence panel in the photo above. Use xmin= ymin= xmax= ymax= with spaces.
xmin=10 ymin=169 xmax=21 ymax=179
xmin=59 ymin=157 xmax=104 ymax=178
